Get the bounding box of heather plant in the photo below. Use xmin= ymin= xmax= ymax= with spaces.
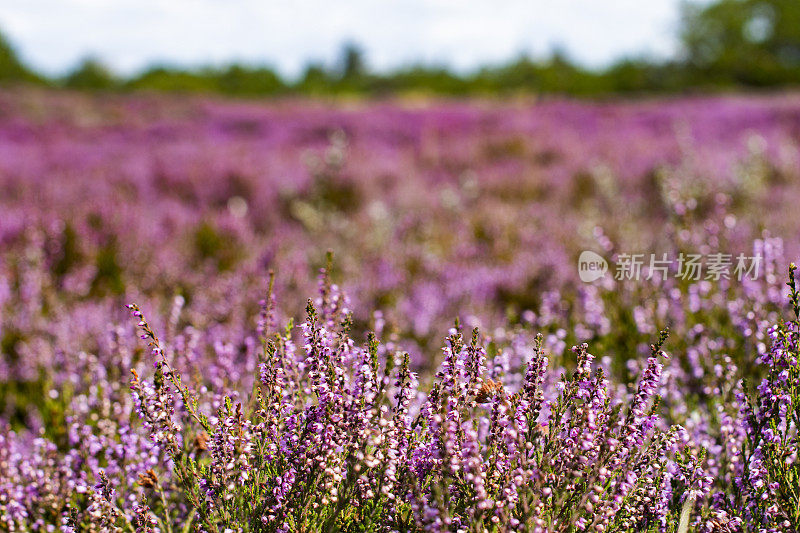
xmin=4 ymin=91 xmax=800 ymax=531
xmin=15 ymin=262 xmax=781 ymax=531
xmin=1 ymin=257 xmax=799 ymax=531
xmin=725 ymin=264 xmax=800 ymax=529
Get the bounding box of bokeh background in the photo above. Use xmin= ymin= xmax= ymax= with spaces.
xmin=2 ymin=0 xmax=800 ymax=376
xmin=2 ymin=2 xmax=800 ymax=530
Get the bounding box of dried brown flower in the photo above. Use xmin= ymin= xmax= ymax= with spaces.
xmin=475 ymin=378 xmax=504 ymax=403
xmin=137 ymin=469 xmax=158 ymax=488
xmin=193 ymin=431 xmax=209 ymax=452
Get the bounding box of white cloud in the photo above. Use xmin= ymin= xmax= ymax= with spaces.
xmin=0 ymin=0 xmax=682 ymax=78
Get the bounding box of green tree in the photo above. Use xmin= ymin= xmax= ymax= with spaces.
xmin=339 ymin=42 xmax=365 ymax=80
xmin=63 ymin=57 xmax=118 ymax=90
xmin=214 ymin=64 xmax=285 ymax=96
xmin=0 ymin=29 xmax=40 ymax=84
xmin=296 ymin=63 xmax=335 ymax=94
xmin=680 ymin=0 xmax=800 ymax=86
xmin=126 ymin=66 xmax=217 ymax=93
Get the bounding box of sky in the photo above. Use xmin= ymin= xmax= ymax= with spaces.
xmin=0 ymin=1 xmax=689 ymax=79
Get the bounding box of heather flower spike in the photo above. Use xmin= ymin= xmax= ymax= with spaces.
xmin=3 ymin=92 xmax=800 ymax=531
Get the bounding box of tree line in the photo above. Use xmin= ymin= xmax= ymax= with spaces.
xmin=2 ymin=0 xmax=800 ymax=97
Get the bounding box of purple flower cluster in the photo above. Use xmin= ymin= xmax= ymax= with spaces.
xmin=2 ymin=90 xmax=800 ymax=530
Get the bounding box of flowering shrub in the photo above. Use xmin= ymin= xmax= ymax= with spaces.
xmin=2 ymin=261 xmax=798 ymax=531
xmin=2 ymin=91 xmax=800 ymax=531
xmin=730 ymin=265 xmax=800 ymax=528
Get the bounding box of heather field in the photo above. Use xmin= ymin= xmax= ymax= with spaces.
xmin=2 ymin=89 xmax=800 ymax=532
